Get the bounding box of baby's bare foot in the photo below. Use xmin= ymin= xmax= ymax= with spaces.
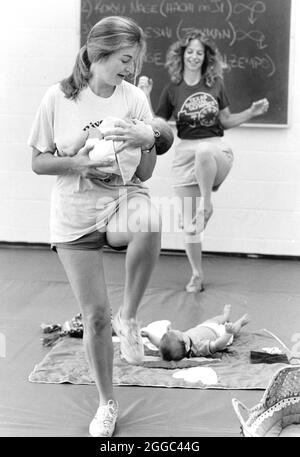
xmin=240 ymin=314 xmax=250 ymax=326
xmin=223 ymin=304 xmax=231 ymax=316
xmin=225 ymin=314 xmax=250 ymax=335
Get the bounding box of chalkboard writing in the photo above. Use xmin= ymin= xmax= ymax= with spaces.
xmin=81 ymin=0 xmax=291 ymax=126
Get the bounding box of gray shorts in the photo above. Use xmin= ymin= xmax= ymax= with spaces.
xmin=51 ymin=230 xmax=126 ymax=252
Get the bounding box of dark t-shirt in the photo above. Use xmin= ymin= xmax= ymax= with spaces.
xmin=155 ymin=78 xmax=230 ymax=140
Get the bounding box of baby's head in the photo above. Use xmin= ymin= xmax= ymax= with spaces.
xmin=149 ymin=117 xmax=174 ymax=156
xmin=159 ymin=329 xmax=190 ymax=361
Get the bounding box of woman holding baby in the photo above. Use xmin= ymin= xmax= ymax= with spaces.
xmin=28 ymin=16 xmax=172 ymax=438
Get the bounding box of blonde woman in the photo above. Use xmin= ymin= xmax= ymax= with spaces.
xmin=28 ymin=16 xmax=172 ymax=438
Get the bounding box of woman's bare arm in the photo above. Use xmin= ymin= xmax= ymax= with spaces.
xmin=219 ymin=98 xmax=269 ymax=129
xmin=31 ymin=144 xmax=115 ymax=179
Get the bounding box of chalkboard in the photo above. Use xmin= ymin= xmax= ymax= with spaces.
xmin=81 ymin=0 xmax=291 ymax=126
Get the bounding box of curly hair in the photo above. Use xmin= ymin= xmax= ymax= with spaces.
xmin=165 ymin=29 xmax=224 ymax=87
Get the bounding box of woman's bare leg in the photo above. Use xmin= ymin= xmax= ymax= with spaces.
xmin=194 ymin=141 xmax=233 ymax=227
xmin=107 ymin=194 xmax=161 ymax=318
xmin=174 ymin=185 xmax=204 ymax=292
xmin=106 ymin=194 xmax=161 ymax=362
xmin=57 ymin=248 xmax=115 ymax=405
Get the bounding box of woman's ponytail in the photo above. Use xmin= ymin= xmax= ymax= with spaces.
xmin=60 ymin=45 xmax=91 ymax=100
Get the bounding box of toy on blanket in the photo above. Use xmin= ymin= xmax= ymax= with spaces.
xmin=41 ymin=313 xmax=84 ymax=347
xmin=41 ymin=312 xmax=116 ymax=347
xmin=251 ymin=329 xmax=300 ymax=365
xmin=250 ymin=348 xmax=289 ymax=364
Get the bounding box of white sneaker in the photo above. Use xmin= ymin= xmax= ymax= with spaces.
xmin=89 ymin=400 xmax=118 ymax=437
xmin=185 ymin=275 xmax=204 ymax=293
xmin=113 ymin=310 xmax=144 ymax=364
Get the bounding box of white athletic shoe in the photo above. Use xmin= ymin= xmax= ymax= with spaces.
xmin=185 ymin=275 xmax=204 ymax=293
xmin=89 ymin=400 xmax=118 ymax=437
xmin=113 ymin=310 xmax=144 ymax=364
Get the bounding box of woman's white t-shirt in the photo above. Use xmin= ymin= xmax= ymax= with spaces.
xmin=28 ymin=81 xmax=153 ymax=242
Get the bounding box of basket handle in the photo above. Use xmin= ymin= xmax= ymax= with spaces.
xmin=232 ymin=398 xmax=250 ymax=428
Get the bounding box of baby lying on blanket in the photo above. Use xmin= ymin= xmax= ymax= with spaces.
xmin=86 ymin=116 xmax=174 ymax=184
xmin=141 ymin=305 xmax=250 ymax=361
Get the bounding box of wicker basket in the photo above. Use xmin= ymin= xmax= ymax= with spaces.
xmin=232 ymin=365 xmax=300 ymax=437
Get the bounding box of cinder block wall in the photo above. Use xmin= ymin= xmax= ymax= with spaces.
xmin=1 ymin=0 xmax=299 ymax=255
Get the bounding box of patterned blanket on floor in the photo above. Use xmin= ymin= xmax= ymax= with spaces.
xmin=29 ymin=329 xmax=292 ymax=389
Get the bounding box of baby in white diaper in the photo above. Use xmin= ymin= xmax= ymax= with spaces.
xmin=87 ymin=116 xmax=174 ymax=184
xmin=141 ymin=305 xmax=250 ymax=361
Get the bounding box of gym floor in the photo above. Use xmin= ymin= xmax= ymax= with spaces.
xmin=0 ymin=245 xmax=299 ymax=437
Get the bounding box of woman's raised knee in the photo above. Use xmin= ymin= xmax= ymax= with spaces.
xmin=195 ymin=143 xmax=215 ymax=164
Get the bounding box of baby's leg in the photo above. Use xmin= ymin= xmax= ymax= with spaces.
xmin=225 ymin=314 xmax=250 ymax=336
xmin=205 ymin=304 xmax=231 ymax=324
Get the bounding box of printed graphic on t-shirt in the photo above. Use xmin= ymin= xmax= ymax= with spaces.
xmin=83 ymin=120 xmax=103 ymax=132
xmin=178 ymin=92 xmax=219 ymax=128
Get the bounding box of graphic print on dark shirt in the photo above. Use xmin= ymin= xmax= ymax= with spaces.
xmin=178 ymin=92 xmax=219 ymax=128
